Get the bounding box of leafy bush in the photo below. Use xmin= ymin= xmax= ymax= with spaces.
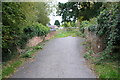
xmin=79 ymin=18 xmax=98 ymax=33
xmin=82 ymin=3 xmax=120 ymax=60
xmin=62 ymin=22 xmax=76 ymax=27
xmin=2 ymin=23 xmax=50 ymax=61
xmin=19 ymin=23 xmax=50 ymax=48
xmin=2 ymin=26 xmax=20 ymax=61
xmin=88 ymin=25 xmax=96 ymax=32
xmin=80 ymin=20 xmax=90 ymax=28
xmin=33 ymin=46 xmax=43 ymax=50
xmin=63 ymin=22 xmax=71 ymax=27
xmin=24 ymin=23 xmax=50 ymax=37
xmin=96 ymin=3 xmax=120 ymax=57
xmin=2 ymin=2 xmax=51 ymax=62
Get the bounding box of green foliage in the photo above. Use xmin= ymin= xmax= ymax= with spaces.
xmin=2 ymin=2 xmax=51 ymax=62
xmin=35 ymin=2 xmax=50 ymax=25
xmin=80 ymin=18 xmax=97 ymax=28
xmin=83 ymin=42 xmax=119 ymax=78
xmin=33 ymin=46 xmax=43 ymax=50
xmin=2 ymin=41 xmax=45 ymax=78
xmin=62 ymin=21 xmax=76 ymax=28
xmin=80 ymin=20 xmax=90 ymax=28
xmin=25 ymin=23 xmax=50 ymax=37
xmin=2 ymin=60 xmax=23 ymax=78
xmin=84 ymin=50 xmax=94 ymax=59
xmin=2 ymin=3 xmax=25 ymax=26
xmin=19 ymin=23 xmax=50 ymax=48
xmin=2 ymin=25 xmax=19 ymax=61
xmin=97 ymin=3 xmax=120 ymax=44
xmin=57 ymin=2 xmax=102 ymax=22
xmin=21 ymin=50 xmax=34 ymax=58
xmin=95 ymin=3 xmax=120 ymax=59
xmin=54 ymin=31 xmax=72 ymax=38
xmin=95 ymin=62 xmax=119 ymax=78
xmin=21 ymin=43 xmax=44 ymax=58
xmin=79 ymin=18 xmax=97 ymax=32
xmin=81 ymin=3 xmax=120 ymax=60
xmin=54 ymin=29 xmax=80 ymax=38
xmin=63 ymin=22 xmax=71 ymax=27
xmin=54 ymin=20 xmax=60 ymax=26
xmin=82 ymin=3 xmax=120 ymax=79
xmin=2 ymin=2 xmax=27 ymax=61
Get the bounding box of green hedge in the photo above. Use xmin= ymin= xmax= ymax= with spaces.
xmin=79 ymin=3 xmax=120 ymax=60
xmin=19 ymin=23 xmax=50 ymax=48
xmin=2 ymin=23 xmax=50 ymax=62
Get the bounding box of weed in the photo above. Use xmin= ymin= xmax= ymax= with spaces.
xmin=84 ymin=41 xmax=119 ymax=78
xmin=21 ymin=49 xmax=36 ymax=58
xmin=2 ymin=60 xmax=23 ymax=78
xmin=2 ymin=42 xmax=45 ymax=78
xmin=54 ymin=29 xmax=82 ymax=38
xmin=33 ymin=46 xmax=43 ymax=50
xmin=84 ymin=50 xmax=94 ymax=59
xmin=95 ymin=62 xmax=119 ymax=78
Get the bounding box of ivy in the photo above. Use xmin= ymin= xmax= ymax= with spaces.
xmin=97 ymin=3 xmax=120 ymax=48
xmin=80 ymin=3 xmax=120 ymax=60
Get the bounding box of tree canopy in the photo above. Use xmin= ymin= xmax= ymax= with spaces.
xmin=57 ymin=2 xmax=102 ymax=22
xmin=54 ymin=20 xmax=60 ymax=26
xmin=2 ymin=2 xmax=52 ymax=61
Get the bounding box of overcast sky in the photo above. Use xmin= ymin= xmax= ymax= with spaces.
xmin=49 ymin=0 xmax=68 ymax=25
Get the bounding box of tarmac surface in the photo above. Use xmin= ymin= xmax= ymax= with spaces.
xmin=12 ymin=36 xmax=96 ymax=78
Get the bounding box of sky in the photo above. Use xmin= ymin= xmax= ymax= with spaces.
xmin=49 ymin=0 xmax=68 ymax=25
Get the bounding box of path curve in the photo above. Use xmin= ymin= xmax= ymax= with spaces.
xmin=12 ymin=36 xmax=96 ymax=78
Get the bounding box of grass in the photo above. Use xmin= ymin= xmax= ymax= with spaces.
xmin=2 ymin=60 xmax=23 ymax=78
xmin=83 ymin=41 xmax=120 ymax=79
xmin=95 ymin=62 xmax=119 ymax=79
xmin=2 ymin=42 xmax=45 ymax=79
xmin=21 ymin=43 xmax=44 ymax=58
xmin=54 ymin=29 xmax=82 ymax=38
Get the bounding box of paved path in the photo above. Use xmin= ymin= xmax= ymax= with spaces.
xmin=12 ymin=36 xmax=96 ymax=78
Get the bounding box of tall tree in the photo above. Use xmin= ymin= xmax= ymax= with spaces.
xmin=57 ymin=2 xmax=102 ymax=22
xmin=2 ymin=2 xmax=52 ymax=61
xmin=35 ymin=2 xmax=50 ymax=25
xmin=54 ymin=20 xmax=60 ymax=26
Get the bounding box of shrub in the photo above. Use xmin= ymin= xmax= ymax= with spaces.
xmin=2 ymin=23 xmax=50 ymax=61
xmin=19 ymin=23 xmax=50 ymax=48
xmin=96 ymin=3 xmax=120 ymax=53
xmin=83 ymin=3 xmax=120 ymax=60
xmin=79 ymin=18 xmax=97 ymax=33
xmin=2 ymin=25 xmax=20 ymax=61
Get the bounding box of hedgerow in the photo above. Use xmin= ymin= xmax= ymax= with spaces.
xmin=80 ymin=3 xmax=120 ymax=60
xmin=2 ymin=2 xmax=51 ymax=62
xmin=19 ymin=23 xmax=50 ymax=48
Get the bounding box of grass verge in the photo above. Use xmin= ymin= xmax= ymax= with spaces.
xmin=2 ymin=60 xmax=23 ymax=78
xmin=83 ymin=41 xmax=120 ymax=79
xmin=95 ymin=62 xmax=119 ymax=78
xmin=2 ymin=42 xmax=45 ymax=79
xmin=53 ymin=28 xmax=82 ymax=38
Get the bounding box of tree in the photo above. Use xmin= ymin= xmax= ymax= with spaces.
xmin=2 ymin=2 xmax=52 ymax=61
xmin=57 ymin=2 xmax=102 ymax=22
xmin=54 ymin=20 xmax=60 ymax=27
xmin=35 ymin=2 xmax=50 ymax=26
